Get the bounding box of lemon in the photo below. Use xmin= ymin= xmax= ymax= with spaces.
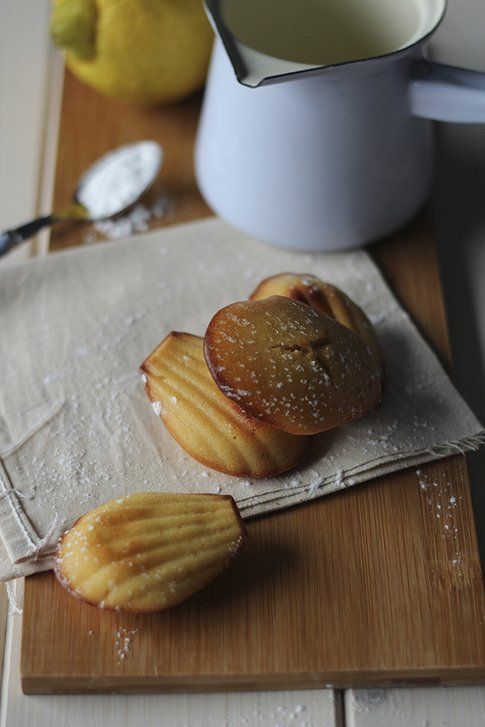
xmin=51 ymin=0 xmax=213 ymax=106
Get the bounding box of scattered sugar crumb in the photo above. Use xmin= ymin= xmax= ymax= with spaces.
xmin=85 ymin=195 xmax=171 ymax=243
xmin=115 ymin=627 xmax=138 ymax=662
xmin=151 ymin=401 xmax=162 ymax=416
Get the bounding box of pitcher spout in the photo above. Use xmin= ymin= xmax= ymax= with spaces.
xmin=204 ymin=0 xmax=321 ymax=87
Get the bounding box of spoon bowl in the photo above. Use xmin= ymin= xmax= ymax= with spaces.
xmin=75 ymin=141 xmax=163 ymax=221
xmin=0 ymin=140 xmax=163 ymax=256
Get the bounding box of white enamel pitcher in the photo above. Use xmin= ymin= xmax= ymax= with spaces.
xmin=195 ymin=0 xmax=485 ymax=251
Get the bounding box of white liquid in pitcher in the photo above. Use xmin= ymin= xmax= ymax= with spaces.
xmin=222 ymin=0 xmax=421 ymax=66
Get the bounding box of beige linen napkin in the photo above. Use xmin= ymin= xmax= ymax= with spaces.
xmin=0 ymin=218 xmax=483 ymax=581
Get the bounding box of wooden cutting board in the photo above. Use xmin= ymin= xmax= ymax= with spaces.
xmin=21 ymin=71 xmax=485 ymax=694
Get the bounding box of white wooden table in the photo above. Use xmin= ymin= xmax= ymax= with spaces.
xmin=1 ymin=2 xmax=484 ymax=725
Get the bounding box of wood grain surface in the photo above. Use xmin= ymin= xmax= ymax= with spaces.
xmin=21 ymin=71 xmax=485 ymax=694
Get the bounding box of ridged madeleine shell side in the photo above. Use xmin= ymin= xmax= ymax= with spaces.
xmin=55 ymin=492 xmax=246 ymax=612
xmin=141 ymin=332 xmax=311 ymax=477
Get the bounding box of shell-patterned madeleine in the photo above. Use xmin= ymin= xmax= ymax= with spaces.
xmin=141 ymin=332 xmax=311 ymax=477
xmin=250 ymin=273 xmax=381 ymax=365
xmin=55 ymin=492 xmax=247 ymax=612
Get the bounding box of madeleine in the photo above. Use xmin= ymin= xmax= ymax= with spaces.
xmin=141 ymin=332 xmax=311 ymax=477
xmin=204 ymin=296 xmax=382 ymax=435
xmin=55 ymin=492 xmax=246 ymax=612
xmin=250 ymin=273 xmax=381 ymax=364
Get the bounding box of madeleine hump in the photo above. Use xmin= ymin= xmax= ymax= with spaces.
xmin=204 ymin=296 xmax=382 ymax=436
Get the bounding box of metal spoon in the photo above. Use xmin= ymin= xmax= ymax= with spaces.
xmin=0 ymin=140 xmax=163 ymax=257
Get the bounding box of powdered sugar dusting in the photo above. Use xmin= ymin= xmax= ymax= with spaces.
xmin=416 ymin=468 xmax=465 ymax=571
xmin=151 ymin=401 xmax=162 ymax=416
xmin=84 ymin=195 xmax=171 ymax=243
xmin=78 ymin=141 xmax=162 ymax=220
xmin=115 ymin=627 xmax=138 ymax=663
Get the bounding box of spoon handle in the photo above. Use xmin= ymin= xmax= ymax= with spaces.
xmin=0 ymin=215 xmax=57 ymax=257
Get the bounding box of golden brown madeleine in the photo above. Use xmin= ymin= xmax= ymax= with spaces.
xmin=141 ymin=332 xmax=311 ymax=477
xmin=204 ymin=296 xmax=382 ymax=436
xmin=250 ymin=273 xmax=381 ymax=364
xmin=55 ymin=492 xmax=247 ymax=613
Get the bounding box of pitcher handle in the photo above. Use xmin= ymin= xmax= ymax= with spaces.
xmin=410 ymin=61 xmax=485 ymax=122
